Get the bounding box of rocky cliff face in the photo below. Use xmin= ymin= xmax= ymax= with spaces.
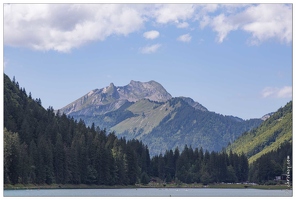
xmin=117 ymin=80 xmax=172 ymax=102
xmin=58 ymin=80 xmax=173 ymax=116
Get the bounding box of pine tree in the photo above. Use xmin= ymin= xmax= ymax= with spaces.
xmin=54 ymin=133 xmax=65 ymax=184
xmin=4 ymin=129 xmax=21 ymax=184
xmin=126 ymin=145 xmax=138 ymax=185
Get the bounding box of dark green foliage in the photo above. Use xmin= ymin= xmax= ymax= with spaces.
xmin=150 ymin=146 xmax=249 ymax=184
xmin=140 ymin=172 xmax=150 ymax=185
xmin=248 ymin=142 xmax=292 ymax=184
xmin=4 ymin=128 xmax=21 ymax=184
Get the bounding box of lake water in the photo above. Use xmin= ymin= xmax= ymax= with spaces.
xmin=4 ymin=188 xmax=292 ymax=197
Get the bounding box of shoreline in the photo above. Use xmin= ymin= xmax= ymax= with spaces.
xmin=4 ymin=183 xmax=290 ymax=190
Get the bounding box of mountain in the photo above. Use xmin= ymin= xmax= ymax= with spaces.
xmin=119 ymin=98 xmax=262 ymax=155
xmin=58 ymin=80 xmax=172 ymax=116
xmin=58 ymin=80 xmax=263 ymax=155
xmin=226 ymin=101 xmax=292 ymax=163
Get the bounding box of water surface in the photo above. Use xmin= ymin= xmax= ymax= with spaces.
xmin=4 ymin=188 xmax=292 ymax=197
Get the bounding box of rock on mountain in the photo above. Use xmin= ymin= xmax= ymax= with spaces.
xmin=121 ymin=80 xmax=172 ymax=102
xmin=261 ymin=112 xmax=275 ymax=121
xmin=58 ymin=80 xmax=173 ymax=116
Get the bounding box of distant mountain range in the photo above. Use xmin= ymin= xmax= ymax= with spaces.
xmin=58 ymin=80 xmax=263 ymax=155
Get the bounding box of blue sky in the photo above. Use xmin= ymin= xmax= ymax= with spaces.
xmin=3 ymin=3 xmax=293 ymax=119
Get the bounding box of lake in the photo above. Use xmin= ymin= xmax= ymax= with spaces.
xmin=4 ymin=188 xmax=292 ymax=197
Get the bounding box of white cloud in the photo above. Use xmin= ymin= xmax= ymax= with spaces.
xmin=199 ymin=4 xmax=292 ymax=44
xmin=261 ymin=86 xmax=292 ymax=98
xmin=152 ymin=4 xmax=197 ymax=24
xmin=177 ymin=34 xmax=192 ymax=42
xmin=140 ymin=44 xmax=161 ymax=54
xmin=143 ymin=30 xmax=160 ymax=40
xmin=4 ymin=4 xmax=145 ymax=52
xmin=211 ymin=14 xmax=239 ymax=43
xmin=241 ymin=4 xmax=292 ymax=45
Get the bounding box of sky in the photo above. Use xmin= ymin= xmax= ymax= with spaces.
xmin=2 ymin=3 xmax=293 ymax=120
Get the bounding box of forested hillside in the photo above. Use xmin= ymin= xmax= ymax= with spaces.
xmin=4 ymin=74 xmax=150 ymax=185
xmin=227 ymin=101 xmax=292 ymax=163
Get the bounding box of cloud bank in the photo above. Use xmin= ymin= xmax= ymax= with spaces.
xmin=4 ymin=4 xmax=292 ymax=52
xmin=4 ymin=4 xmax=145 ymax=52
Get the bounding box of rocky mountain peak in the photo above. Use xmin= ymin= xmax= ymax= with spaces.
xmin=58 ymin=80 xmax=173 ymax=116
xmin=129 ymin=80 xmax=137 ymax=85
xmin=122 ymin=80 xmax=172 ymax=102
xmin=102 ymin=82 xmax=115 ymax=93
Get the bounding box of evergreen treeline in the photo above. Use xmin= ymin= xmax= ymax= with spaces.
xmin=150 ymin=145 xmax=248 ymax=184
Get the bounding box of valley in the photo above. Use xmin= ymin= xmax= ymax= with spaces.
xmin=4 ymin=74 xmax=292 ymax=187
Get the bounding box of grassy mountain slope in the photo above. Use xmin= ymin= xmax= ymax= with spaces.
xmin=111 ymin=99 xmax=174 ymax=138
xmin=141 ymin=98 xmax=262 ymax=155
xmin=227 ymin=101 xmax=292 ymax=163
xmin=77 ymin=97 xmax=262 ymax=156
